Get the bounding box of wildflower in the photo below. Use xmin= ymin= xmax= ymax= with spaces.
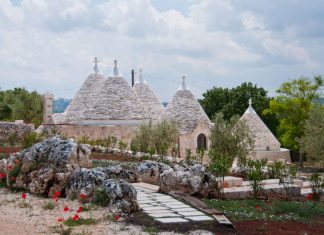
xmin=80 ymin=193 xmax=87 ymax=199
xmin=306 ymin=193 xmax=313 ymax=200
xmin=77 ymin=206 xmax=83 ymax=213
xmin=11 ymin=176 xmax=16 ymax=182
xmin=72 ymin=214 xmax=79 ymax=221
xmin=57 ymin=217 xmax=64 ymax=222
xmin=63 ymin=206 xmax=69 ymax=212
xmin=0 ymin=173 xmax=6 ymax=179
xmin=114 ymin=215 xmax=121 ymax=221
xmin=21 ymin=193 xmax=27 ymax=199
xmin=7 ymin=165 xmax=13 ymax=171
xmin=52 ymin=191 xmax=61 ymax=200
xmin=255 ymin=205 xmax=262 ymax=210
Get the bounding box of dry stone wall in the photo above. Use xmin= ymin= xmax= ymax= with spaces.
xmin=0 ymin=122 xmax=35 ymax=142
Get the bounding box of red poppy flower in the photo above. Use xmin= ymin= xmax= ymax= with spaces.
xmin=255 ymin=205 xmax=261 ymax=210
xmin=114 ymin=215 xmax=121 ymax=220
xmin=0 ymin=173 xmax=6 ymax=179
xmin=306 ymin=193 xmax=313 ymax=200
xmin=80 ymin=193 xmax=87 ymax=199
xmin=7 ymin=165 xmax=13 ymax=171
xmin=11 ymin=176 xmax=16 ymax=182
xmin=57 ymin=217 xmax=64 ymax=222
xmin=21 ymin=193 xmax=27 ymax=199
xmin=63 ymin=206 xmax=69 ymax=212
xmin=54 ymin=191 xmax=61 ymax=197
xmin=72 ymin=214 xmax=79 ymax=221
xmin=77 ymin=206 xmax=83 ymax=213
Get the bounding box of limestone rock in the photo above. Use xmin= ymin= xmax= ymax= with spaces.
xmin=136 ymin=161 xmax=171 ymax=184
xmin=66 ymin=168 xmax=139 ymax=213
xmin=7 ymin=137 xmax=92 ymax=196
xmin=158 ymin=164 xmax=219 ymax=197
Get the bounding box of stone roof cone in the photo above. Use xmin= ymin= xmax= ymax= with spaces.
xmin=65 ymin=58 xmax=105 ymax=123
xmin=132 ymin=69 xmax=165 ymax=120
xmin=163 ymin=76 xmax=211 ymax=134
xmin=240 ymin=98 xmax=281 ymax=150
xmin=84 ymin=60 xmax=148 ymax=121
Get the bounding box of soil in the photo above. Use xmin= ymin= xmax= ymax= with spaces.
xmin=234 ymin=220 xmax=324 ymax=235
xmin=126 ymin=211 xmax=236 ymax=235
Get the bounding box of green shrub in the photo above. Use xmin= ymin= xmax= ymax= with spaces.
xmin=43 ymin=201 xmax=55 ymax=210
xmin=8 ymin=132 xmax=19 ymax=146
xmin=118 ymin=140 xmax=128 ymax=151
xmin=246 ymin=159 xmax=267 ymax=198
xmin=22 ymin=132 xmax=43 ymax=149
xmin=309 ymin=173 xmax=324 ymax=200
xmin=93 ymin=188 xmax=110 ymax=207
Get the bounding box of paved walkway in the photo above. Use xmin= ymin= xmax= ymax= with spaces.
xmin=132 ymin=183 xmax=214 ymax=224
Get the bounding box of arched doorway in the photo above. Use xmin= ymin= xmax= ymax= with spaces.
xmin=197 ymin=134 xmax=207 ymax=150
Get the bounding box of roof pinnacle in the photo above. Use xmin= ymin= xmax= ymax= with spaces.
xmin=180 ymin=75 xmax=188 ymax=90
xmin=113 ymin=59 xmax=119 ymax=76
xmin=93 ymin=57 xmax=100 ymax=75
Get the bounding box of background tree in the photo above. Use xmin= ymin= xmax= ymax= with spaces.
xmin=199 ymin=82 xmax=278 ymax=136
xmin=299 ymin=104 xmax=324 ymax=167
xmin=0 ymin=88 xmax=43 ymax=125
xmin=209 ymin=113 xmax=255 ymax=180
xmin=263 ymin=76 xmax=323 ymax=150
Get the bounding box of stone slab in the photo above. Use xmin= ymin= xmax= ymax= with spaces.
xmin=132 ymin=182 xmax=159 ymax=191
xmin=146 ymin=209 xmax=174 ymax=214
xmin=213 ymin=214 xmax=233 ymax=225
xmin=171 ymin=208 xmax=199 ymax=212
xmin=156 ymin=218 xmax=189 ymax=223
xmin=166 ymin=204 xmax=191 ymax=209
xmin=149 ymin=213 xmax=182 ymax=218
xmin=178 ymin=211 xmax=206 ymax=216
xmin=143 ymin=206 xmax=169 ymax=211
xmin=185 ymin=216 xmax=214 ymax=221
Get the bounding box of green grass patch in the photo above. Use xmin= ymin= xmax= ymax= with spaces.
xmin=204 ymin=199 xmax=324 ymax=223
xmin=143 ymin=226 xmax=159 ymax=234
xmin=42 ymin=201 xmax=55 ymax=210
xmin=63 ymin=217 xmax=97 ymax=227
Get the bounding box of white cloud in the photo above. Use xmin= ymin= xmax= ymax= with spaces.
xmin=0 ymin=0 xmax=322 ymax=101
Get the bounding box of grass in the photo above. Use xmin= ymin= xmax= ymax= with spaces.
xmin=204 ymin=199 xmax=324 ymax=223
xmin=143 ymin=226 xmax=160 ymax=234
xmin=63 ymin=217 xmax=97 ymax=227
xmin=43 ymin=201 xmax=55 ymax=210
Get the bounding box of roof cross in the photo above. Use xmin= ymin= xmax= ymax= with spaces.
xmin=93 ymin=57 xmax=100 ymax=75
xmin=113 ymin=59 xmax=119 ymax=76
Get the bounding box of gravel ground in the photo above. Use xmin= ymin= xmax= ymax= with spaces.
xmin=0 ymin=188 xmax=213 ymax=235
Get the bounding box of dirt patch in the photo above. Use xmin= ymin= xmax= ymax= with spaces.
xmin=234 ymin=220 xmax=324 ymax=235
xmin=126 ymin=211 xmax=236 ymax=234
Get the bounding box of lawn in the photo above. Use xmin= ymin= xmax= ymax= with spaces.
xmin=204 ymin=199 xmax=324 ymax=223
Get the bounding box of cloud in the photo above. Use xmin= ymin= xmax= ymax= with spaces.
xmin=0 ymin=0 xmax=323 ymax=101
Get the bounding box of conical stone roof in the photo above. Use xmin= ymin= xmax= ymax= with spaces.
xmin=84 ymin=61 xmax=148 ymax=121
xmin=163 ymin=76 xmax=211 ymax=134
xmin=240 ymin=99 xmax=280 ymax=151
xmin=132 ymin=69 xmax=165 ymax=121
xmin=65 ymin=73 xmax=105 ymax=123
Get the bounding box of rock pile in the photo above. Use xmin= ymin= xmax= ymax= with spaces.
xmin=0 ymin=137 xmax=139 ymax=213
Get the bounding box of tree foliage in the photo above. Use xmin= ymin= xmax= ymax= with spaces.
xmin=299 ymin=104 xmax=324 ymax=167
xmin=0 ymin=88 xmax=43 ymax=125
xmin=263 ymin=76 xmax=323 ymax=150
xmin=131 ymin=119 xmax=178 ymax=155
xmin=209 ymin=113 xmax=255 ymax=178
xmin=199 ymin=82 xmax=278 ymax=136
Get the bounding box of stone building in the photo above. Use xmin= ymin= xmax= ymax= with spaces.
xmin=43 ymin=59 xmax=212 ymax=158
xmin=162 ymin=76 xmax=212 ymax=158
xmin=240 ymin=99 xmax=291 ymax=162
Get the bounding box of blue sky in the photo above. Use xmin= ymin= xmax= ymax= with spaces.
xmin=0 ymin=0 xmax=323 ymax=101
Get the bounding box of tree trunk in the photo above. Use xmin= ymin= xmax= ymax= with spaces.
xmin=299 ymin=150 xmax=304 ymax=168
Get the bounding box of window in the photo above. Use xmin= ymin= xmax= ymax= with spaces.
xmin=197 ymin=134 xmax=207 ymax=150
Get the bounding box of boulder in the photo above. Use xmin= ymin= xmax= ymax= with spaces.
xmin=66 ymin=168 xmax=139 ymax=213
xmin=7 ymin=137 xmax=92 ymax=196
xmin=158 ymin=164 xmax=219 ymax=197
xmin=136 ymin=160 xmax=171 ymax=184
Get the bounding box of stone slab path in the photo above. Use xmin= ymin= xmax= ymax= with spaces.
xmin=132 ymin=183 xmax=214 ymax=224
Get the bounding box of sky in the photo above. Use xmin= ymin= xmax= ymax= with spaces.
xmin=0 ymin=0 xmax=323 ymax=102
